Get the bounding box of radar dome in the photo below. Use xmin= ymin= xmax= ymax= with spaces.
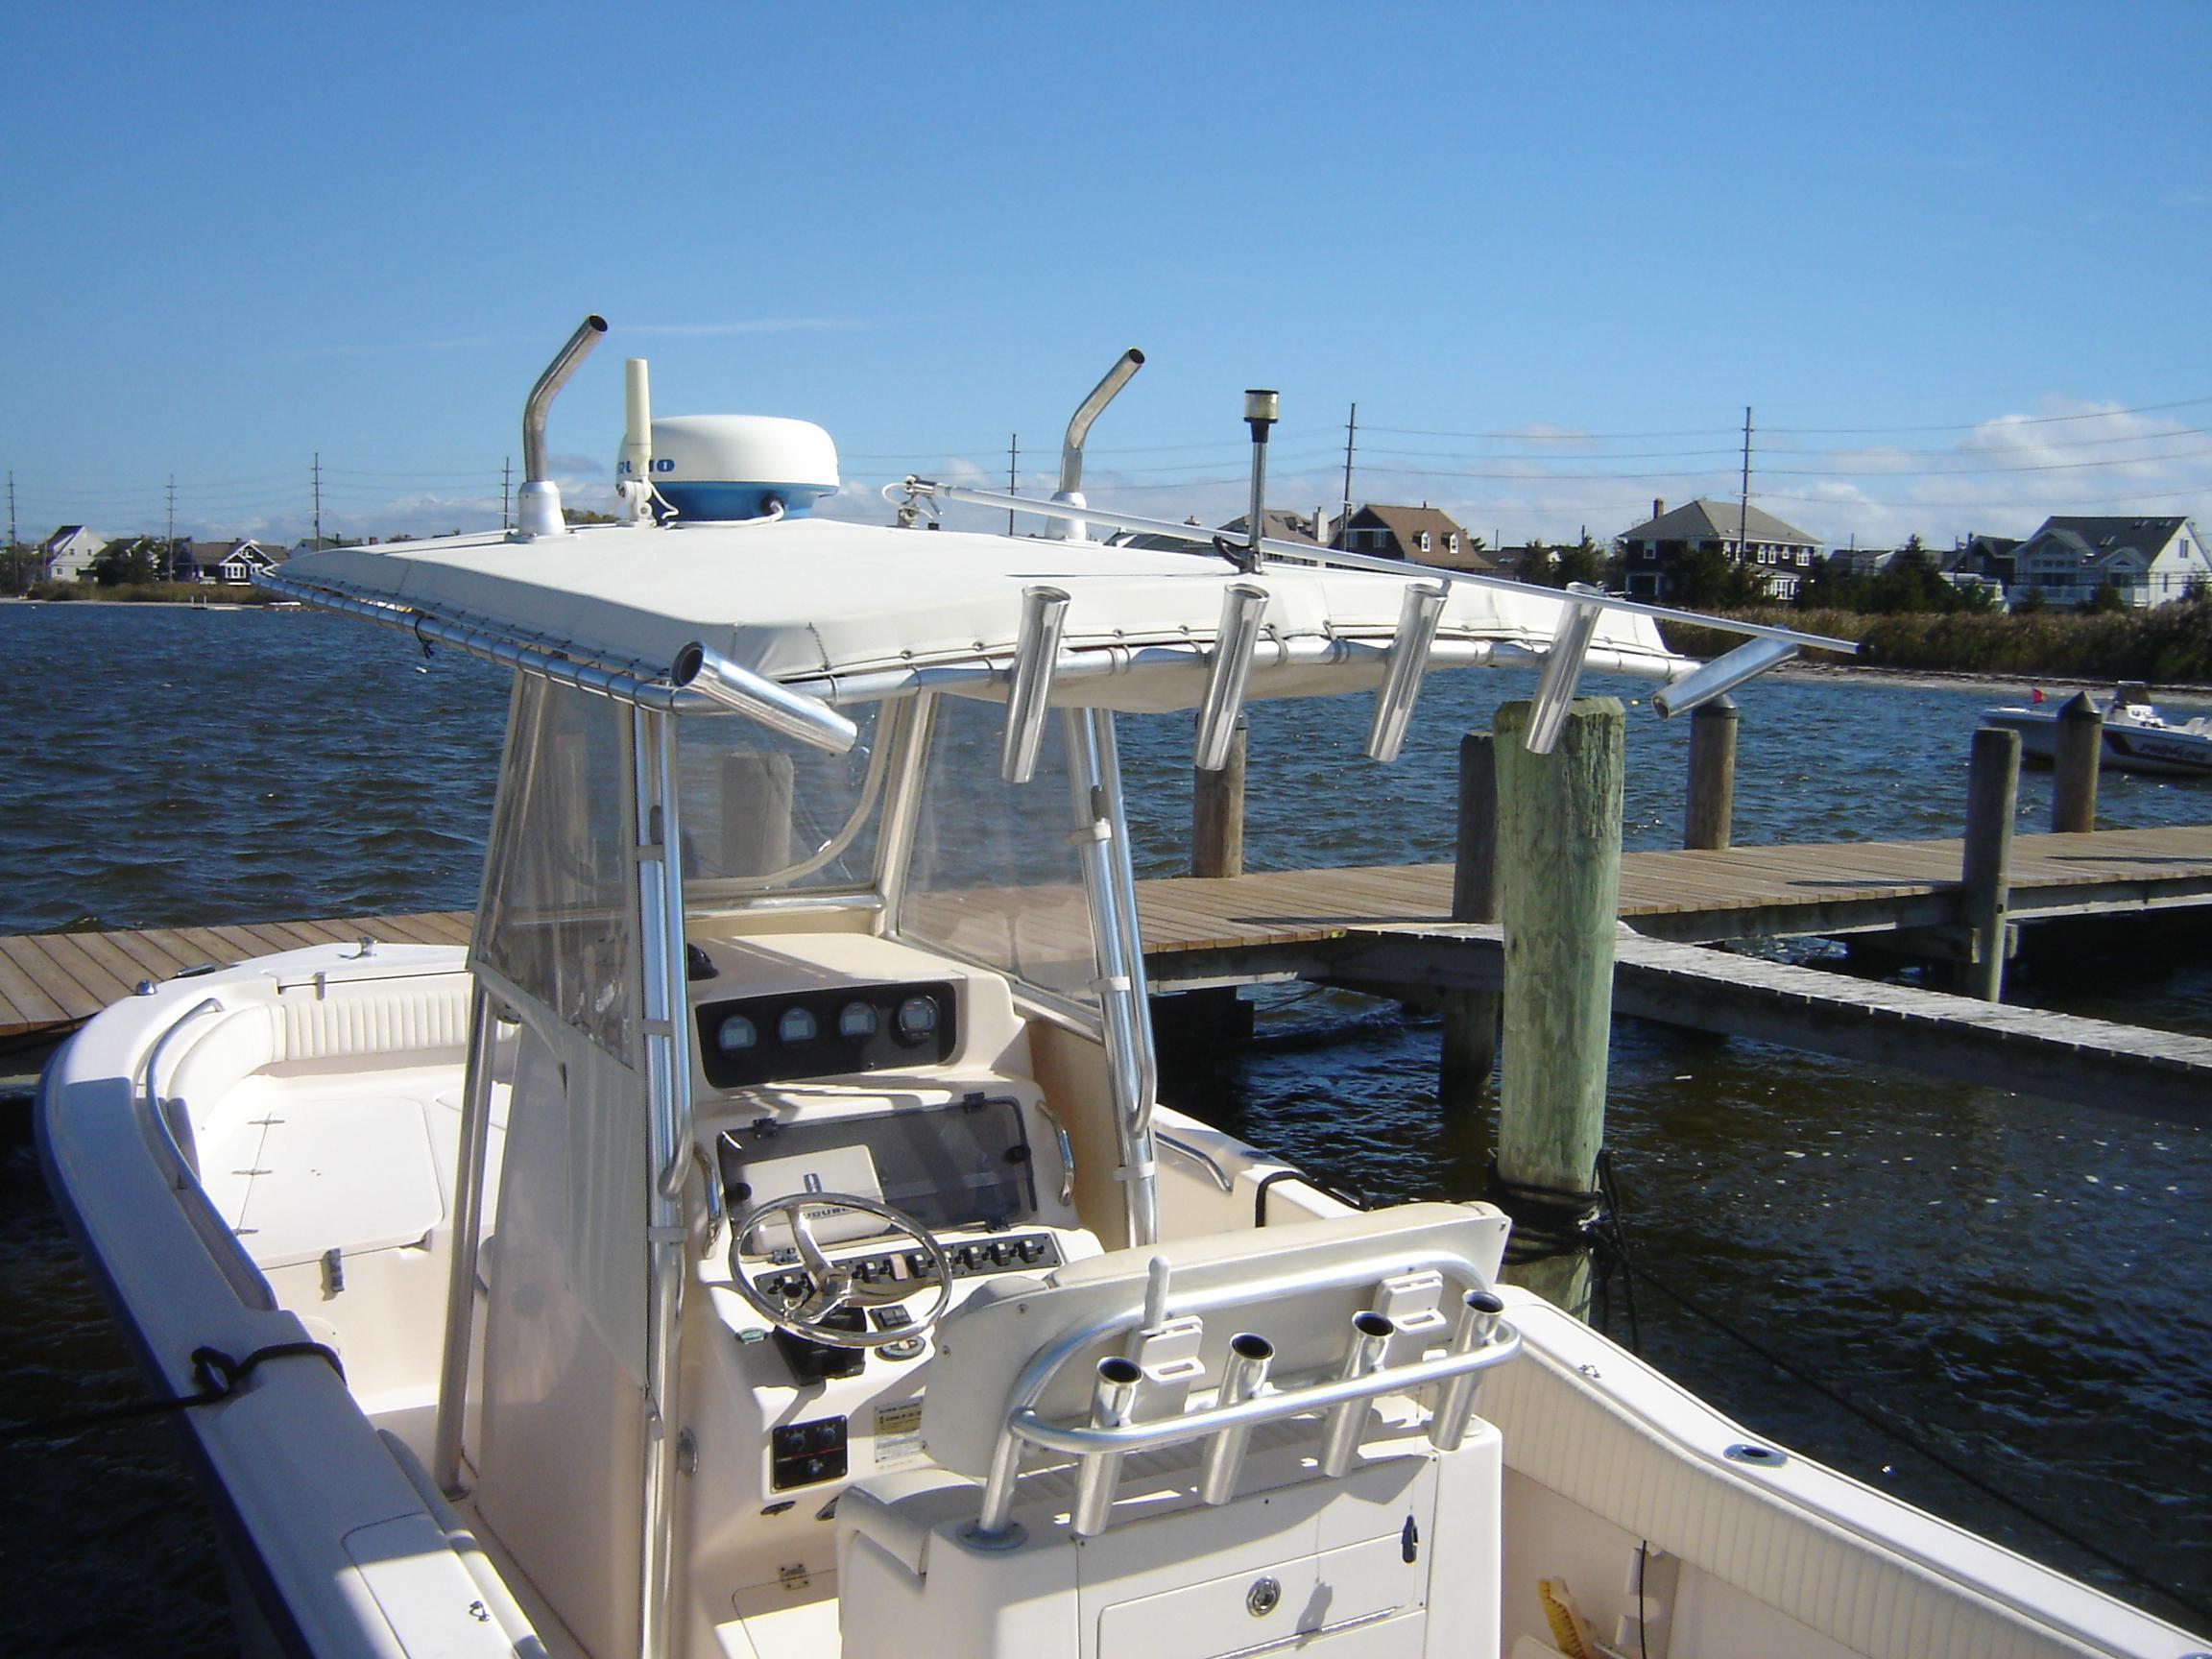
xmin=623 ymin=415 xmax=839 ymax=521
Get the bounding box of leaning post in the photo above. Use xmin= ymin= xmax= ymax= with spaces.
xmin=1191 ymin=714 xmax=1247 ymax=878
xmin=1683 ymin=695 xmax=1739 ymax=851
xmin=1438 ymin=732 xmax=1500 ymax=1111
xmin=1960 ymin=726 xmax=2020 ymax=1002
xmin=1494 ymin=697 xmax=1624 ymax=1318
xmin=2051 ymin=692 xmax=2102 ymax=833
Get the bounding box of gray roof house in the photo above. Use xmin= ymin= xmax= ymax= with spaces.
xmin=1615 ymin=497 xmax=1821 ymax=601
xmin=37 ymin=525 xmax=108 ymax=582
xmin=1110 ymin=509 xmax=1324 ymax=556
xmin=2010 ymin=517 xmax=2207 ymax=608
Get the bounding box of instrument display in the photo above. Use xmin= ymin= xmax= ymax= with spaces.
xmin=697 ymin=980 xmax=959 ymax=1089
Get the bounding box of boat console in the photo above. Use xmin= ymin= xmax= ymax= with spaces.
xmin=676 ymin=931 xmax=1103 ymax=1590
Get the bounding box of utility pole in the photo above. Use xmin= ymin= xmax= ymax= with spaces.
xmin=7 ymin=470 xmax=15 ymax=557
xmin=313 ymin=452 xmax=323 ymax=547
xmin=502 ymin=456 xmax=513 ymax=531
xmin=1339 ymin=402 xmax=1358 ymax=548
xmin=1007 ymin=432 xmax=1019 ymax=535
xmin=1737 ymin=406 xmax=1753 ymax=574
xmin=166 ymin=474 xmax=177 ymax=566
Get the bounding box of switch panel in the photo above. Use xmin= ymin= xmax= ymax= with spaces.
xmin=770 ymin=1415 xmax=849 ymax=1491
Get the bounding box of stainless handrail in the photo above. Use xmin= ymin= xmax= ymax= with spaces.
xmin=1156 ymin=1131 xmax=1235 ymax=1193
xmin=1003 ymin=1325 xmax=1520 ymax=1462
xmin=972 ymin=1243 xmax=1509 ymax=1534
xmin=140 ymin=997 xmax=227 ymax=1190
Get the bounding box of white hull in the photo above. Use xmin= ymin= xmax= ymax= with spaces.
xmin=41 ymin=944 xmax=2200 ymax=1659
xmin=1982 ymin=706 xmax=2212 ymax=777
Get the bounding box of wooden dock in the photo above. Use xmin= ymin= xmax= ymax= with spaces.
xmin=6 ymin=826 xmax=2210 ymax=1122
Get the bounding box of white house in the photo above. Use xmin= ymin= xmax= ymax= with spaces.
xmin=2009 ymin=516 xmax=2208 ymax=608
xmin=183 ymin=539 xmax=280 ymax=584
xmin=37 ymin=525 xmax=109 ymax=582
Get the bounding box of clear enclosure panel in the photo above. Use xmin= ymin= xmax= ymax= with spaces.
xmin=473 ymin=677 xmax=637 ymax=1061
xmin=899 ymin=695 xmax=1098 ymax=1011
xmin=676 ymin=704 xmax=884 ymax=900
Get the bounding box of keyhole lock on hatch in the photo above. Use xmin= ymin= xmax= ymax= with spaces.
xmin=1246 ymin=1575 xmax=1282 ymax=1617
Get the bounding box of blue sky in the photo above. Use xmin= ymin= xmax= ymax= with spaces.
xmin=4 ymin=2 xmax=2208 ymax=551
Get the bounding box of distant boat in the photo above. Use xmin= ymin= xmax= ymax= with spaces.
xmin=1983 ymin=684 xmax=2212 ymax=777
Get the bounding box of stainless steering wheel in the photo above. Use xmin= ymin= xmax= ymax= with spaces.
xmin=726 ymin=1191 xmax=954 ymax=1351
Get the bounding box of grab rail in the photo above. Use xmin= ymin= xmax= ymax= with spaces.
xmin=1002 ymin=1325 xmax=1520 ymax=1462
xmin=140 ymin=997 xmax=226 ymax=1190
xmin=134 ymin=996 xmax=279 ymax=1313
xmin=969 ymin=1246 xmax=1517 ymax=1538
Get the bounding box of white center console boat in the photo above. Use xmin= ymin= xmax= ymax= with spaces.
xmin=39 ymin=323 xmax=2204 ymax=1659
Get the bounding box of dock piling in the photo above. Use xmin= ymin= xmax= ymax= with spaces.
xmin=1438 ymin=732 xmax=1500 ymax=1110
xmin=1960 ymin=727 xmax=2020 ymax=1002
xmin=2052 ymin=693 xmax=2102 ymax=833
xmin=1494 ymin=697 xmax=1624 ymax=1317
xmin=1683 ymin=695 xmax=1738 ymax=851
xmin=1191 ymin=714 xmax=1247 ymax=878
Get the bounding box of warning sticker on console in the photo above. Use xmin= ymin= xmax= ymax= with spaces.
xmin=874 ymin=1400 xmax=926 ymax=1467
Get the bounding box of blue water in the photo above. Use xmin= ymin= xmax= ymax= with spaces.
xmin=1 ymin=601 xmax=2206 ymax=1650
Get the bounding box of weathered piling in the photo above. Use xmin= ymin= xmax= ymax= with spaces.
xmin=721 ymin=752 xmax=795 ymax=876
xmin=1191 ymin=715 xmax=1247 ymax=878
xmin=1438 ymin=733 xmax=1499 ymax=1110
xmin=1960 ymin=727 xmax=2020 ymax=1001
xmin=1683 ymin=695 xmax=1738 ymax=851
xmin=1494 ymin=697 xmax=1624 ymax=1316
xmin=2052 ymin=692 xmax=2102 ymax=833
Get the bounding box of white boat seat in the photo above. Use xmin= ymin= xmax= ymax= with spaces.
xmin=159 ymin=978 xmax=472 ymax=1174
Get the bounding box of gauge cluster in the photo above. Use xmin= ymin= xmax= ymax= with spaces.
xmin=695 ymin=980 xmax=959 ymax=1089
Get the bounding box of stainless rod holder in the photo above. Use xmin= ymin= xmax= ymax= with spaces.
xmin=1199 ymin=1333 xmax=1276 ymax=1505
xmin=1059 ymin=349 xmax=1145 ymax=497
xmin=1318 ymin=1311 xmax=1396 ymax=1478
xmin=1194 ymin=583 xmax=1270 ymax=771
xmin=523 ymin=314 xmax=609 ymax=484
xmin=1048 ymin=348 xmax=1145 ymax=541
xmin=1525 ymin=586 xmax=1605 ymax=754
xmin=1429 ymin=1288 xmax=1506 ymax=1450
xmin=1072 ymin=1356 xmax=1144 ymax=1537
xmin=999 ymin=586 xmax=1071 ymax=782
xmin=1364 ymin=581 xmax=1449 ymax=762
xmin=1651 ymin=636 xmax=1799 ymax=719
xmin=669 ymin=641 xmax=858 ymax=755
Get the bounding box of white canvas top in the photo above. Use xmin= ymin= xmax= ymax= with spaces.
xmin=286 ymin=515 xmax=1688 ymax=711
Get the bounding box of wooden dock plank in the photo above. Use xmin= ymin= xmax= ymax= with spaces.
xmin=6 ymin=826 xmax=2209 ymax=1042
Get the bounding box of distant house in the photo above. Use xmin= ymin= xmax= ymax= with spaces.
xmin=182 ymin=539 xmax=279 ymax=585
xmin=1111 ymin=509 xmax=1324 ymax=556
xmin=2009 ymin=516 xmax=2208 ymax=608
xmin=37 ymin=525 xmax=108 ymax=582
xmin=1955 ymin=533 xmax=2022 ymax=589
xmin=1615 ymin=497 xmax=1822 ymax=601
xmin=1825 ymin=545 xmax=1900 ymax=579
xmin=1333 ymin=503 xmax=1478 ymax=565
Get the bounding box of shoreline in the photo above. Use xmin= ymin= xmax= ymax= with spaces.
xmin=6 ymin=597 xmax=2207 ymax=700
xmin=1771 ymin=660 xmax=2212 ymax=700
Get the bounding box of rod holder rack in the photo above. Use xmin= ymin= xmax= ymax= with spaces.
xmin=965 ymin=1254 xmax=1521 ymax=1543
